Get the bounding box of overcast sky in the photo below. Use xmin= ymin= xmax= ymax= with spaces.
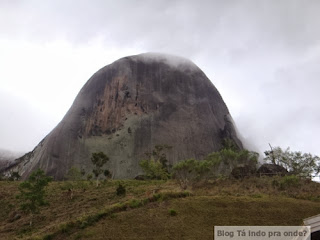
xmin=0 ymin=0 xmax=319 ymax=158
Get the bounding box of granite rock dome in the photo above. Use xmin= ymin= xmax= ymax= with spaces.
xmin=9 ymin=53 xmax=243 ymax=180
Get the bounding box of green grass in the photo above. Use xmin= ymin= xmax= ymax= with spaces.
xmin=1 ymin=177 xmax=320 ymax=239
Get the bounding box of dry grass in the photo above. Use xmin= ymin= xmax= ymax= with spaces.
xmin=72 ymin=195 xmax=320 ymax=240
xmin=1 ymin=176 xmax=320 ymax=240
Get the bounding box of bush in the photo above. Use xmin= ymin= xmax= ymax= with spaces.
xmin=116 ymin=183 xmax=126 ymax=196
xmin=272 ymin=179 xmax=280 ymax=188
xmin=279 ymin=175 xmax=301 ymax=190
xmin=168 ymin=209 xmax=177 ymax=216
xmin=129 ymin=199 xmax=142 ymax=208
xmin=139 ymin=159 xmax=169 ymax=180
xmin=139 ymin=145 xmax=172 ymax=180
xmin=59 ymin=223 xmax=73 ymax=233
xmin=205 ymin=149 xmax=258 ymax=176
xmin=172 ymin=159 xmax=211 ymax=190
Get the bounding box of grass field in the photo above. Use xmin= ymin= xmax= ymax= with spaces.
xmin=1 ymin=176 xmax=320 ymax=239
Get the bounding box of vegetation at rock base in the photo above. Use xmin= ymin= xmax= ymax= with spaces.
xmin=139 ymin=159 xmax=170 ymax=180
xmin=2 ymin=144 xmax=320 ymax=239
xmin=91 ymin=152 xmax=110 ymax=186
xmin=172 ymin=158 xmax=211 ymax=190
xmin=172 ymin=139 xmax=259 ymax=190
xmin=139 ymin=144 xmax=172 ymax=180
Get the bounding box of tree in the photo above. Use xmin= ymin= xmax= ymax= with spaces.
xmin=264 ymin=146 xmax=320 ymax=177
xmin=172 ymin=159 xmax=212 ymax=190
xmin=139 ymin=159 xmax=169 ymax=180
xmin=205 ymin=148 xmax=258 ymax=177
xmin=139 ymin=144 xmax=172 ymax=180
xmin=91 ymin=152 xmax=109 ymax=186
xmin=16 ymin=169 xmax=52 ymax=226
xmin=264 ymin=145 xmax=287 ymax=165
xmin=145 ymin=144 xmax=172 ymax=171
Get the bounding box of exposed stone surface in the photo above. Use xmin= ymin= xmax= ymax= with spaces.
xmin=8 ymin=53 xmax=243 ymax=180
xmin=257 ymin=163 xmax=288 ymax=176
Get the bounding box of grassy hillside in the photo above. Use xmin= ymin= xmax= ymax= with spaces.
xmin=1 ymin=176 xmax=320 ymax=240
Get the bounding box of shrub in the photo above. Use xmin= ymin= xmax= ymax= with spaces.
xmin=271 ymin=179 xmax=279 ymax=188
xmin=172 ymin=159 xmax=211 ymax=190
xmin=129 ymin=199 xmax=142 ymax=208
xmin=139 ymin=145 xmax=172 ymax=180
xmin=279 ymin=175 xmax=301 ymax=190
xmin=205 ymin=149 xmax=258 ymax=177
xmin=116 ymin=183 xmax=126 ymax=196
xmin=139 ymin=159 xmax=169 ymax=180
xmin=43 ymin=234 xmax=54 ymax=240
xmin=60 ymin=223 xmax=73 ymax=233
xmin=169 ymin=209 xmax=177 ymax=216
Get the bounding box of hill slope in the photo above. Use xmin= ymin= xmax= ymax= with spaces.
xmin=1 ymin=176 xmax=320 ymax=239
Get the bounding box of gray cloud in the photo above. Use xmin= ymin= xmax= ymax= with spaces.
xmin=0 ymin=0 xmax=319 ymax=156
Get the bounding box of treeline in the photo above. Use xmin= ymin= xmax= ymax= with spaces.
xmin=139 ymin=140 xmax=320 ymax=190
xmin=139 ymin=139 xmax=259 ymax=189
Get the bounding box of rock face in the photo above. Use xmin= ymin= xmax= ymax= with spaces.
xmin=9 ymin=53 xmax=243 ymax=180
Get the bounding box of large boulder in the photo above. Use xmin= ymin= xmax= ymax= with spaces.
xmin=257 ymin=164 xmax=288 ymax=176
xmin=231 ymin=165 xmax=257 ymax=179
xmin=8 ymin=53 xmax=243 ymax=180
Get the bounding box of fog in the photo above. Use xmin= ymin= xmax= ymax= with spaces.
xmin=0 ymin=0 xmax=319 ymax=158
